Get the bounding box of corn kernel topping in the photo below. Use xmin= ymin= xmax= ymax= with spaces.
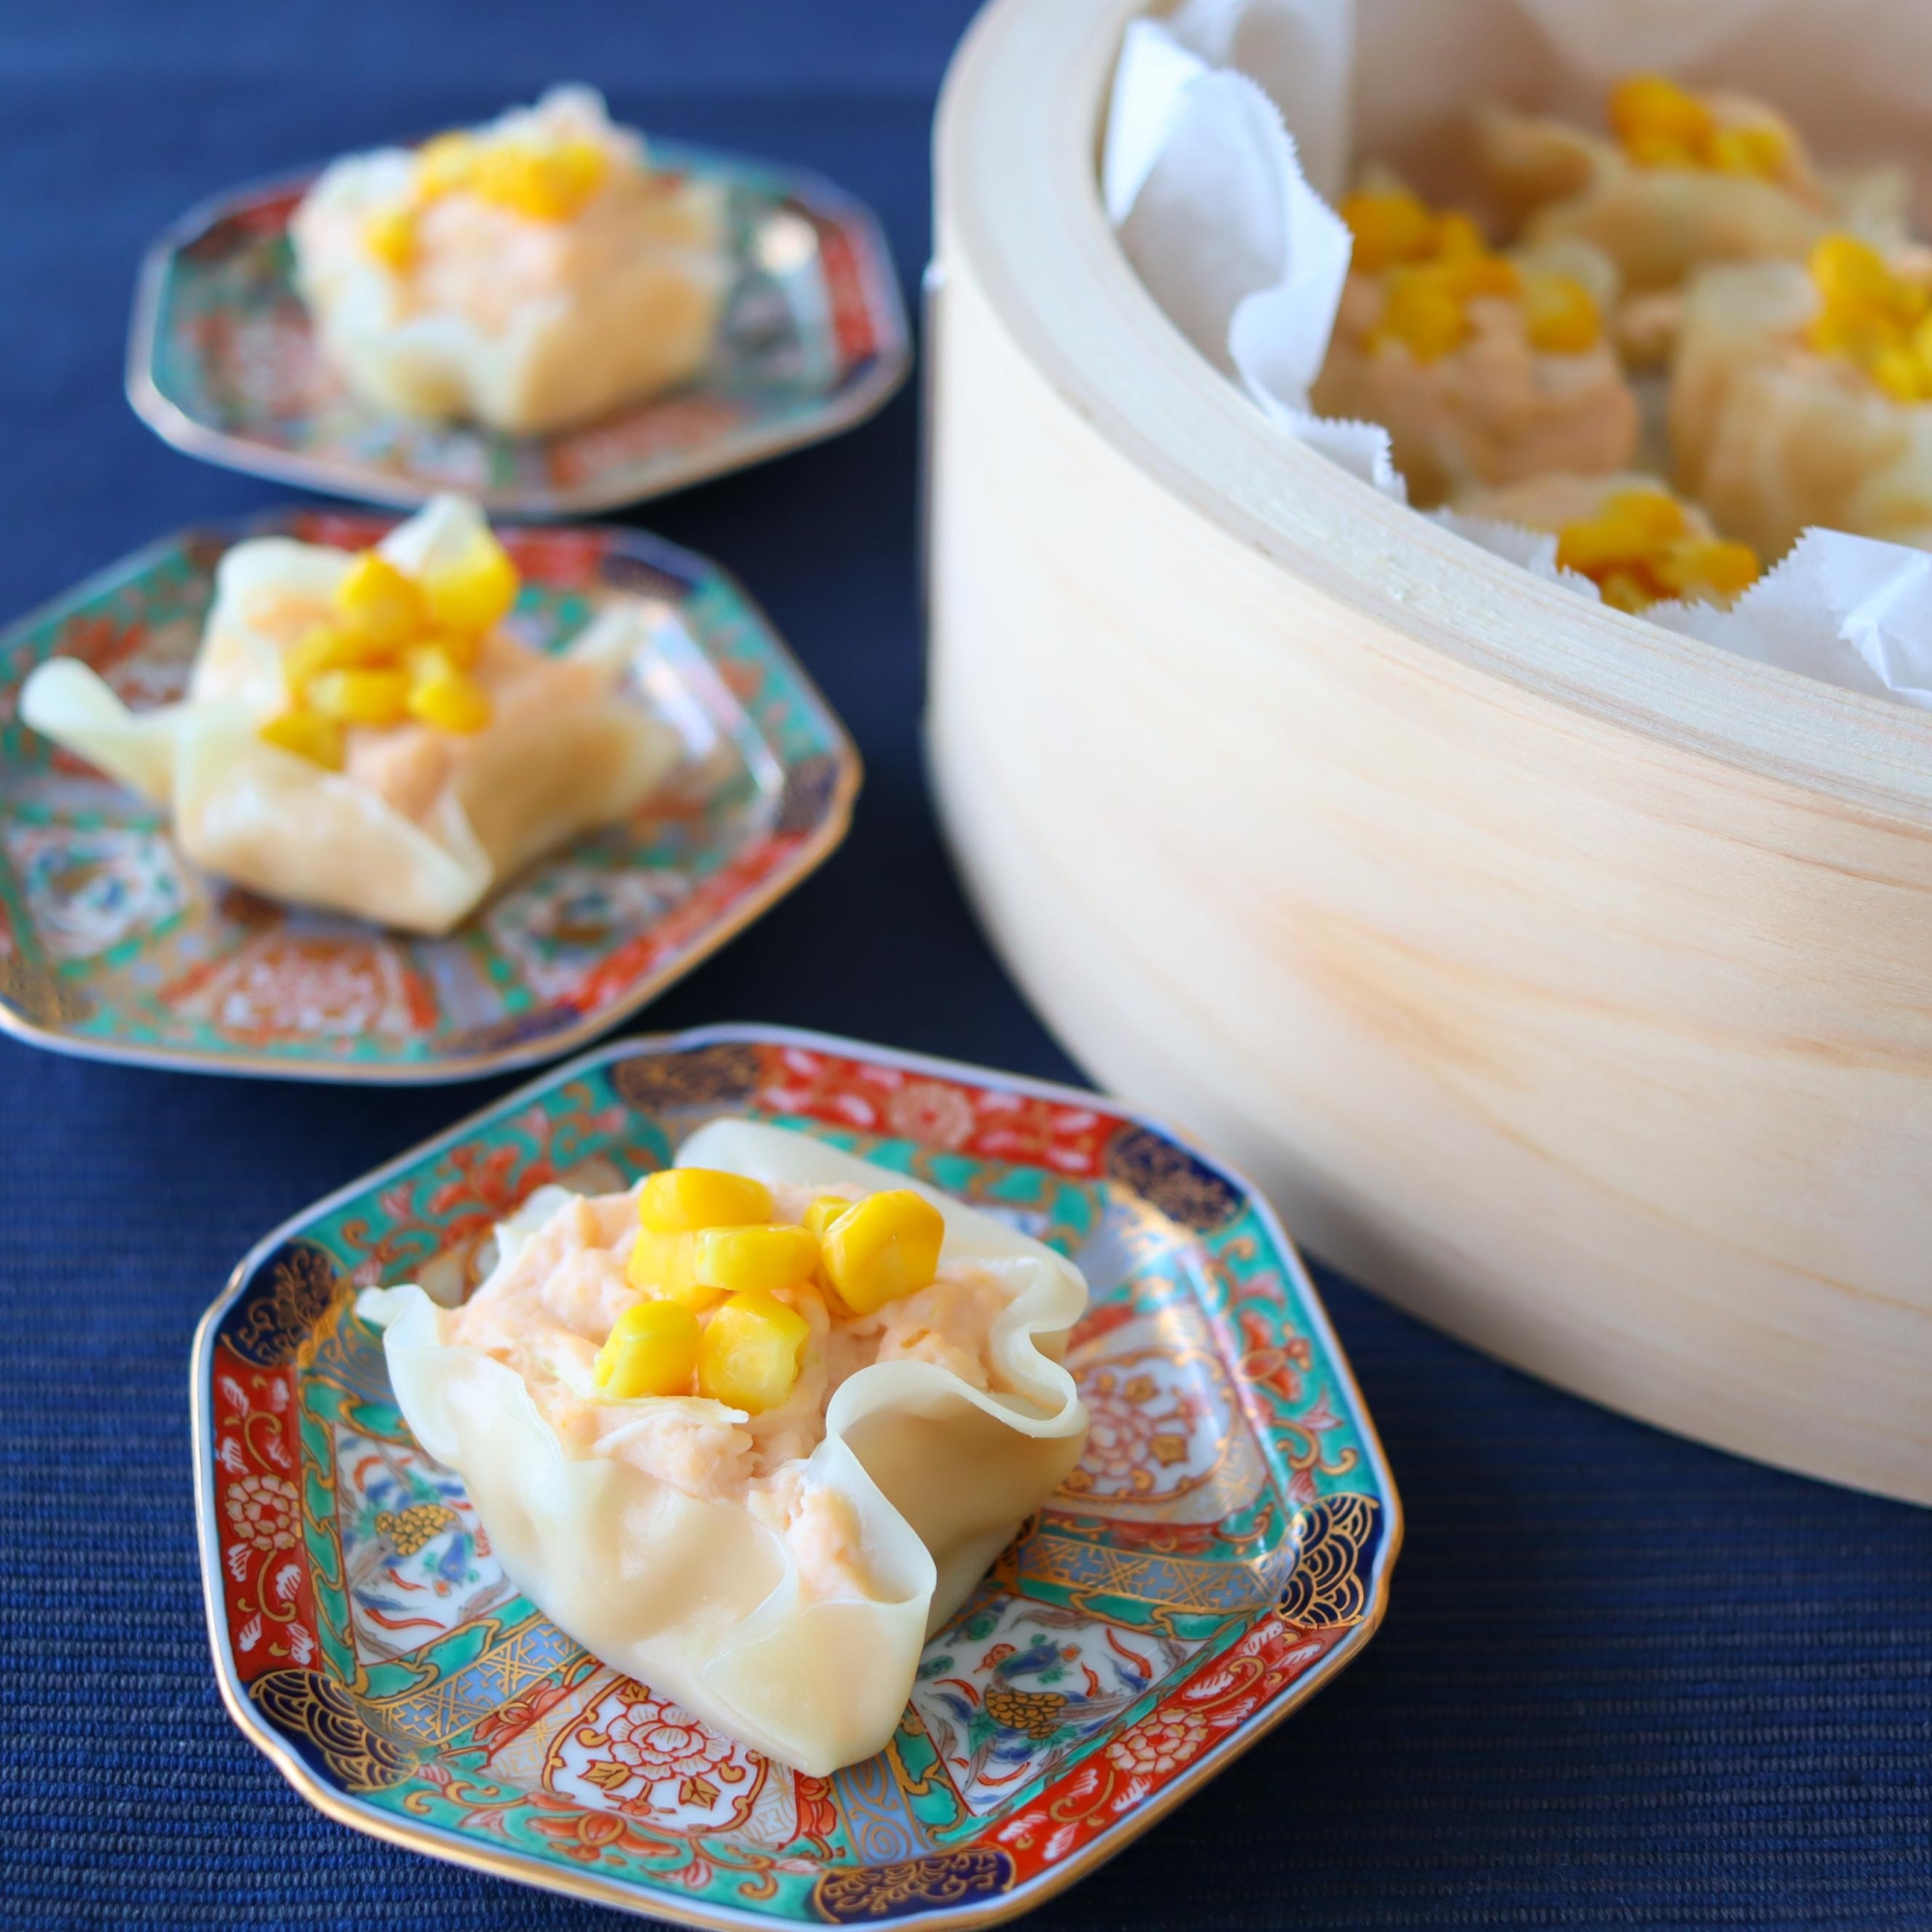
xmin=819 ymin=1189 xmax=946 ymax=1317
xmin=640 ymin=1169 xmax=777 ymax=1235
xmin=1344 ymin=186 xmax=1598 ymax=363
xmin=595 ymin=1298 xmax=700 ymax=1400
xmin=1555 ymin=488 xmax=1760 ymax=612
xmin=362 ymin=207 xmax=416 ymax=272
xmin=256 ymin=526 xmax=516 ymax=759
xmin=257 ymin=708 xmax=345 ymax=770
xmin=1804 ymin=234 xmax=1932 ymax=400
xmin=696 ymin=1290 xmax=810 ymax=1413
xmin=1607 ymin=73 xmax=1789 ymax=180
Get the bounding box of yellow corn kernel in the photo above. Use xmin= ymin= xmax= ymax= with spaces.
xmin=1427 ymin=210 xmax=1487 ymax=261
xmin=802 ymin=1195 xmax=853 ymax=1245
xmin=362 ymin=207 xmax=416 ymax=272
xmin=1439 ymin=252 xmax=1520 ymax=302
xmin=1609 ymin=74 xmax=1714 ymax=159
xmin=332 ymin=551 xmax=426 ymax=647
xmin=406 ymin=664 xmax=492 ymax=734
xmin=1597 ymin=567 xmax=1661 ymax=614
xmin=284 ymin=622 xmax=396 ymax=698
xmin=307 ymin=667 xmax=410 ymax=727
xmin=1870 ymin=343 xmax=1928 ymax=403
xmin=696 ymin=1291 xmax=810 ymax=1413
xmin=415 ymin=130 xmax=479 ymax=198
xmin=1810 ymin=234 xmax=1895 ymax=313
xmin=1604 ymin=489 xmax=1690 ymax=545
xmin=1706 ymin=122 xmax=1788 ymax=180
xmin=627 ymin=1229 xmax=707 ymax=1305
xmin=690 ymin=1224 xmax=821 ymax=1297
xmin=1806 ymin=307 xmax=1902 ymax=367
xmin=594 ymin=1298 xmax=700 ymax=1399
xmin=1339 ymin=187 xmax=1432 ymax=275
xmin=420 ymin=533 xmax=520 ymax=636
xmin=1621 ymin=130 xmax=1704 ymax=172
xmin=639 ymin=1168 xmax=775 ymax=1235
xmin=1523 ymin=271 xmax=1602 ymax=355
xmin=1554 ymin=510 xmax=1646 ymax=579
xmin=1658 ymin=538 xmax=1761 ymax=604
xmin=471 ymin=138 xmax=610 ymax=221
xmin=819 ymin=1189 xmax=945 ymax=1316
xmin=257 ymin=708 xmax=345 ymax=770
xmin=1369 ymin=268 xmax=1467 ymax=362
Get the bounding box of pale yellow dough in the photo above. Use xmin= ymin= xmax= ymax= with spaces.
xmin=357 ymin=1120 xmax=1091 ymax=1776
xmin=291 ymin=87 xmax=730 ymax=436
xmin=18 ymin=497 xmax=678 ymax=934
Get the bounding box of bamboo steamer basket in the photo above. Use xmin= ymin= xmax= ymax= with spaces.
xmin=926 ymin=0 xmax=1932 ymax=1503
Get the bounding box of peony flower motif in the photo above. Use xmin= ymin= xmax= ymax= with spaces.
xmin=1106 ymin=1707 xmax=1212 ymax=1778
xmin=604 ymin=1694 xmax=744 ymax=1781
xmin=224 ymin=1472 xmax=299 ymax=1553
xmin=884 ymin=1079 xmax=976 ymax=1150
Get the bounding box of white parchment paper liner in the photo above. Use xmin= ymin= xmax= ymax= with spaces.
xmin=1102 ymin=0 xmax=1932 ymax=709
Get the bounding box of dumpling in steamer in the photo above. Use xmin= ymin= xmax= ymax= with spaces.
xmin=1477 ymin=73 xmax=1902 ymax=301
xmin=1671 ymin=235 xmax=1932 ymax=558
xmin=19 ymin=497 xmax=677 ymax=934
xmin=1454 ymin=472 xmax=1760 ymax=612
xmin=357 ymin=1119 xmax=1091 ymax=1776
xmin=1310 ymin=184 xmax=1636 ymax=508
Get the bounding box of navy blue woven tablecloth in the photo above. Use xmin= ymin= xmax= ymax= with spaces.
xmin=1 ymin=5 xmax=1927 ymax=1927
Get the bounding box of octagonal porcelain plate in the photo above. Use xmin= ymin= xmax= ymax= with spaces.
xmin=0 ymin=516 xmax=856 ymax=1082
xmin=129 ymin=143 xmax=909 ymax=516
xmin=191 ymin=1025 xmax=1401 ymax=1927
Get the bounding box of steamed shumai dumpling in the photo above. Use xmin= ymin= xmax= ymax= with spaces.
xmin=292 ymin=86 xmax=729 ymax=436
xmin=1477 ymin=73 xmax=1906 ymax=304
xmin=357 ymin=1120 xmax=1091 ymax=1776
xmin=1453 ymin=472 xmax=1760 ymax=613
xmin=1310 ymin=183 xmax=1636 ymax=508
xmin=1671 ymin=235 xmax=1932 ymax=558
xmin=19 ymin=497 xmax=677 ymax=934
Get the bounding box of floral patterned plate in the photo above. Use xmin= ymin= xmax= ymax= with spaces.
xmin=0 ymin=517 xmax=856 ymax=1081
xmin=192 ymin=1026 xmax=1401 ymax=1926
xmin=128 ymin=143 xmax=909 ymax=515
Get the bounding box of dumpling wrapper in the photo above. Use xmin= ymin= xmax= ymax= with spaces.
xmin=291 ymin=87 xmax=729 ymax=436
xmin=356 ymin=1120 xmax=1091 ymax=1776
xmin=1671 ymin=260 xmax=1932 ymax=558
xmin=19 ymin=497 xmax=678 ymax=934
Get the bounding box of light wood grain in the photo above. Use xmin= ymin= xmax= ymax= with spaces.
xmin=926 ymin=0 xmax=1932 ymax=1502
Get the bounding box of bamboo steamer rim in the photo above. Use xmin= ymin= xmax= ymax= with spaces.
xmin=935 ymin=0 xmax=1932 ymax=824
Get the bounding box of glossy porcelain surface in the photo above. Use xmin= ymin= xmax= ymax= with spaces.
xmin=130 ymin=143 xmax=908 ymax=514
xmin=192 ymin=1027 xmax=1400 ymax=1924
xmin=0 ymin=519 xmax=856 ymax=1080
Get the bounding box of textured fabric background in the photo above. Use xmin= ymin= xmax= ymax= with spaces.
xmin=0 ymin=5 xmax=1927 ymax=1928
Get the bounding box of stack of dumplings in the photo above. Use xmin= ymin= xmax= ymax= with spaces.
xmin=1317 ymin=71 xmax=1927 ymax=613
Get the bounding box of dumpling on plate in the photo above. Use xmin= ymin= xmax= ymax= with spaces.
xmin=1310 ymin=183 xmax=1637 ymax=507
xmin=1670 ymin=234 xmax=1932 ymax=557
xmin=1453 ymin=472 xmax=1760 ymax=611
xmin=19 ymin=496 xmax=677 ymax=935
xmin=1476 ymin=73 xmax=1903 ymax=305
xmin=356 ymin=1119 xmax=1091 ymax=1776
xmin=291 ymin=86 xmax=729 ymax=435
